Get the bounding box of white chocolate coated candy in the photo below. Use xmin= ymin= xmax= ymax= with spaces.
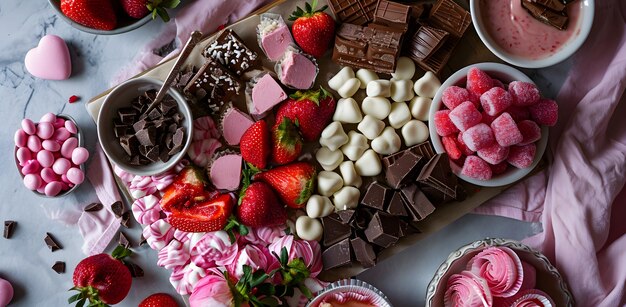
xmin=332 ymin=186 xmax=360 ymax=211
xmin=328 ymin=67 xmax=355 ymax=91
xmin=388 ymin=102 xmax=412 ymax=129
xmin=354 ymin=149 xmax=382 ymax=177
xmin=391 ymin=57 xmax=416 ymax=80
xmin=357 ymin=115 xmax=385 ymax=140
xmin=361 ymin=97 xmax=391 ymax=120
xmin=409 ymin=96 xmax=432 ymax=121
xmin=315 ymin=147 xmax=343 ymax=171
xmin=333 ymin=98 xmax=363 ymax=123
xmin=402 ymin=120 xmax=429 ymax=146
xmin=319 ymin=122 xmax=348 ymax=151
xmin=339 ymin=161 xmax=362 ymax=188
xmin=390 ymin=79 xmax=415 ymax=102
xmin=317 ymin=171 xmax=344 ymax=197
xmin=366 ymin=80 xmax=391 ymax=97
xmin=306 ymin=195 xmax=335 ymax=218
xmin=356 ymin=69 xmax=379 ymax=89
xmin=371 ymin=127 xmax=401 ymax=155
xmin=414 ymin=71 xmax=441 ymax=98
xmin=340 ymin=131 xmax=369 ymax=161
xmin=295 ymin=216 xmax=323 ymax=241
xmin=337 ymin=78 xmax=361 ymax=98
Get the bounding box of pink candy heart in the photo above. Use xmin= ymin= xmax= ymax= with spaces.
xmin=24 ymin=35 xmax=71 ymax=80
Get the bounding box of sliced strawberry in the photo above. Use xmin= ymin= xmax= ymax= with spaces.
xmin=253 ymin=162 xmax=316 ymax=209
xmin=160 ymin=166 xmax=206 ymax=211
xmin=168 ymin=194 xmax=233 ymax=232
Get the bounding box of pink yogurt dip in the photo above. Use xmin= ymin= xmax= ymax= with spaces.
xmin=480 ymin=0 xmax=583 ymax=60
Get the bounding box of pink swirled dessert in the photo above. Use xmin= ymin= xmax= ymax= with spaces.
xmin=158 ymin=236 xmax=192 ymax=270
xmin=193 ymin=116 xmax=221 ymax=141
xmin=509 ymin=289 xmax=555 ymax=307
xmin=132 ymin=194 xmax=162 ymax=225
xmin=190 ymin=230 xmax=239 ymax=268
xmin=226 ymin=244 xmax=276 ymax=279
xmin=188 ymin=138 xmax=222 ymax=168
xmin=169 ymin=262 xmax=208 ymax=295
xmin=444 ymin=271 xmax=493 ymax=307
xmin=466 ymin=246 xmax=524 ymax=298
xmin=268 ymin=235 xmax=322 ymax=278
xmin=143 ymin=219 xmax=175 ymax=251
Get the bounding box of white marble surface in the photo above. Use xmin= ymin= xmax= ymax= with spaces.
xmin=0 ymin=1 xmax=572 ymax=306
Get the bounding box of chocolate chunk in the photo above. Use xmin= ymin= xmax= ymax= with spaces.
xmin=374 ymin=0 xmax=411 ymax=30
xmin=132 ymin=119 xmax=148 ymax=133
xmin=159 ymin=149 xmax=171 ymax=163
xmin=114 ymin=126 xmax=130 ymax=138
xmin=428 ymin=0 xmax=471 ymax=38
xmin=129 ymin=155 xmax=142 ymax=166
xmin=135 ymin=126 xmax=156 ymax=147
xmin=44 ymin=232 xmax=62 ymax=252
xmin=414 ymin=34 xmax=460 ymax=75
xmin=322 ymin=216 xmax=352 ymax=247
xmin=52 ymin=261 xmax=66 ymax=274
xmin=322 ymin=238 xmax=352 ymax=270
xmin=118 ymin=108 xmax=137 ymax=125
xmin=84 ymin=203 xmax=103 ymax=212
xmin=350 ymin=237 xmax=376 ymax=268
xmin=328 ymin=0 xmax=378 ymax=26
xmin=385 ymin=151 xmax=424 ymax=189
xmin=533 ymin=0 xmax=566 ymax=11
xmin=118 ymin=232 xmax=131 ymax=248
xmin=400 ymin=184 xmax=436 ymax=222
xmin=111 ymin=201 xmax=124 ymax=218
xmin=125 ymin=261 xmax=144 ymax=278
xmin=184 ymin=58 xmax=241 ymax=113
xmin=383 ymin=141 xmax=435 ymax=168
xmin=3 ymin=221 xmax=16 ymax=239
xmin=119 ymin=134 xmax=139 ymax=157
xmin=203 ymin=29 xmax=259 ymax=76
xmin=398 ymin=219 xmax=420 ymax=237
xmin=147 ymin=108 xmax=162 ymax=121
xmin=351 ymin=208 xmax=373 ymax=230
xmin=407 ymin=25 xmax=449 ymax=62
xmin=521 ymin=0 xmax=568 ymax=30
xmin=173 ymin=127 xmax=185 ymax=146
xmin=409 ymin=3 xmax=430 ymax=20
xmin=417 ymin=153 xmax=460 ymax=204
xmin=336 ymin=209 xmax=356 ymax=224
xmin=364 ymin=212 xmax=400 ymax=248
xmin=146 ymin=145 xmax=161 ymax=163
xmin=120 ymin=211 xmax=132 ymax=228
xmin=361 ymin=181 xmax=392 ymax=210
xmin=386 ymin=191 xmax=408 ymax=217
xmin=172 ymin=112 xmax=184 ymax=124
xmin=159 ymin=98 xmax=177 ymax=115
xmin=139 ymin=234 xmax=147 ymax=247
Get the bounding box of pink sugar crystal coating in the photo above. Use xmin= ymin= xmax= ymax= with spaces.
xmin=442 ymin=86 xmax=472 ymax=110
xmin=477 ymin=143 xmax=510 ymax=165
xmin=221 ymin=107 xmax=254 ymax=146
xmin=480 ymin=87 xmax=513 ymax=116
xmin=509 ymin=81 xmax=540 ymax=106
xmin=449 ymin=101 xmax=482 ymax=132
xmin=461 ymin=155 xmax=493 ymax=180
xmin=490 ymin=161 xmax=508 ymax=175
xmin=507 ymin=105 xmax=530 ymax=122
xmin=517 ymin=120 xmax=542 ymax=145
xmin=529 ymin=98 xmax=558 ymax=126
xmin=491 ymin=113 xmax=523 ymax=147
xmin=508 ymin=144 xmax=537 ymax=169
xmin=492 ymin=78 xmax=505 ymax=89
xmin=462 ymin=123 xmax=495 ymax=151
xmin=481 ymin=112 xmax=498 ymax=125
xmin=466 ymin=67 xmax=494 ymax=97
xmin=434 ymin=110 xmax=460 ymax=136
xmin=457 ymin=132 xmax=475 ymax=156
xmin=251 ymin=74 xmax=287 ymax=114
xmin=209 ymin=153 xmax=242 ymax=191
xmin=279 ymin=50 xmax=317 ymax=90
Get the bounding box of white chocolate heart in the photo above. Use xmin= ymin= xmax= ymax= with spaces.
xmin=402 ymin=120 xmax=429 ymax=146
xmin=328 ymin=66 xmax=355 ymax=91
xmin=356 ymin=69 xmax=379 ymax=89
xmin=319 ymin=121 xmax=349 ymax=151
xmin=339 ymin=161 xmax=362 ymax=188
xmin=366 ymin=80 xmax=391 ymax=97
xmin=390 ymin=79 xmax=415 ymax=102
xmin=354 ymin=149 xmax=382 ymax=176
xmin=357 ymin=115 xmax=385 ymax=140
xmin=388 ymin=102 xmax=412 ymax=129
xmin=414 ymin=71 xmax=441 ymax=98
xmin=332 ymin=186 xmax=360 ymax=211
xmin=409 ymin=96 xmax=432 ymax=121
xmin=361 ymin=97 xmax=391 ymax=120
xmin=371 ymin=127 xmax=401 ymax=155
xmin=306 ymin=195 xmax=335 ymax=218
xmin=340 ymin=131 xmax=369 ymax=161
xmin=333 ymin=98 xmax=363 ymax=124
xmin=391 ymin=57 xmax=416 ymax=80
xmin=295 ymin=216 xmax=323 ymax=241
xmin=337 ymin=78 xmax=361 ymax=98
xmin=317 ymin=171 xmax=344 ymax=197
xmin=315 ymin=146 xmax=343 ymax=171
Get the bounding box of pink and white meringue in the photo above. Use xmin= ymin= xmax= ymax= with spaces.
xmin=143 ymin=219 xmax=175 ymax=251
xmin=444 ymin=271 xmax=493 ymax=307
xmin=226 ymin=244 xmax=276 ymax=279
xmin=193 ymin=116 xmax=221 ymax=141
xmin=158 ymin=237 xmax=192 ymax=270
xmin=113 ymin=165 xmax=134 ymax=185
xmin=238 ymin=225 xmax=286 ymax=246
xmin=509 ymin=289 xmax=555 ymax=307
xmin=191 ymin=231 xmax=239 ymax=269
xmin=467 ymin=247 xmax=524 ymax=298
xmin=131 ymin=194 xmax=162 ymax=225
xmin=188 ymin=138 xmax=222 ymax=168
xmin=189 ymin=272 xmax=234 ymax=307
xmin=267 ymin=235 xmax=322 ymax=278
xmin=169 ymin=262 xmax=209 ymax=295
xmin=129 ymin=175 xmax=158 ymax=199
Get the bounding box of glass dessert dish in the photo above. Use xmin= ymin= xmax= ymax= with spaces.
xmin=308 ymin=279 xmax=393 ymax=307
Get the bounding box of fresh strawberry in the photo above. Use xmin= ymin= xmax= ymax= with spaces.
xmin=69 ymin=245 xmax=132 ymax=306
xmin=253 ymin=162 xmax=316 ymax=209
xmin=61 ymin=0 xmax=117 ymax=31
xmin=272 ymin=117 xmax=303 ymax=165
xmin=139 ymin=293 xmax=179 ymax=307
xmin=240 ymin=120 xmax=271 ymax=169
xmin=161 ymin=166 xmax=206 ymax=211
xmin=168 ymin=193 xmax=234 ymax=232
xmin=275 ymin=87 xmax=336 ymax=141
xmin=289 ymin=0 xmax=336 ymax=58
xmin=238 ymin=181 xmax=287 ymax=227
xmin=120 ymin=0 xmax=181 ymax=21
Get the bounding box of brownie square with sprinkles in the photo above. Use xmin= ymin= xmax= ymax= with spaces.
xmin=203 ymin=29 xmax=259 ymax=76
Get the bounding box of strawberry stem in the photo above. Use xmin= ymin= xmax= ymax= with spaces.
xmin=111 ymin=245 xmax=132 ymax=260
xmin=289 ymin=0 xmax=328 ymax=20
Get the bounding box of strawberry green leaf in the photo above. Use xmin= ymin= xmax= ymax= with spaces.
xmin=156 ymin=7 xmax=170 ymax=22
xmin=76 ymin=298 xmax=86 ymax=307
xmin=299 ymin=284 xmax=314 ymax=299
xmin=239 ymin=224 xmax=249 ymax=236
xmin=111 ymin=245 xmax=132 ymax=260
xmin=305 ymin=2 xmax=312 ymax=13
xmin=162 ymin=0 xmax=181 ymax=9
xmin=68 ymin=293 xmax=82 ymax=303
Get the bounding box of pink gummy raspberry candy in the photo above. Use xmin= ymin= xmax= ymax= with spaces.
xmin=449 ymin=101 xmax=482 ymax=132
xmin=492 ymin=78 xmax=506 ymax=89
xmin=480 ymin=87 xmax=513 ymax=116
xmin=507 ymin=144 xmax=537 ymax=169
xmin=477 ymin=143 xmax=510 ymax=165
xmin=457 ymin=132 xmax=475 ymax=156
xmin=434 ymin=110 xmax=460 ymax=137
xmin=467 ymin=67 xmax=494 ymax=97
xmin=517 ymin=120 xmax=542 ymax=145
xmin=507 ymin=105 xmax=531 ymax=122
xmin=491 ymin=113 xmax=523 ymax=147
xmin=461 ymin=155 xmax=493 ymax=180
xmin=481 ymin=112 xmax=498 ymax=125
xmin=509 ymin=81 xmax=540 ymax=106
xmin=490 ymin=162 xmax=508 ymax=175
xmin=462 ymin=123 xmax=495 ymax=151
xmin=442 ymin=86 xmax=472 ymax=110
xmin=442 ymin=136 xmax=463 ymax=160
xmin=529 ymin=98 xmax=558 ymax=126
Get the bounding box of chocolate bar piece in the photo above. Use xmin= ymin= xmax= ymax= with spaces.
xmin=428 ymin=0 xmax=471 ymax=38
xmin=322 ymin=216 xmax=352 ymax=247
xmin=417 ymin=153 xmax=458 ymax=201
xmin=385 ymin=151 xmax=425 ymax=189
xmin=336 ymin=209 xmax=356 ymax=224
xmin=120 ymin=211 xmax=132 ymax=228
xmin=521 ymin=0 xmax=568 ymax=30
xmin=139 ymin=234 xmax=147 ymax=247
xmin=364 ymin=212 xmax=400 ymax=248
xmin=383 ymin=141 xmax=436 ymax=168
xmin=398 ymin=219 xmax=420 ymax=237
xmin=3 ymin=221 xmax=16 ymax=239
xmin=84 ymin=203 xmax=103 ymax=212
xmin=111 ymin=201 xmax=124 ymax=218
xmin=400 ymin=184 xmax=436 ymax=222
xmin=361 ymin=181 xmax=392 ymax=210
xmin=322 ymin=238 xmax=352 ymax=270
xmin=328 ymin=0 xmax=378 ymax=25
xmin=351 ymin=237 xmax=376 ymax=268
xmin=44 ymin=232 xmax=62 ymax=252
xmin=125 ymin=261 xmax=144 ymax=278
xmin=203 ymin=29 xmax=259 ymax=76
xmin=184 ymin=58 xmax=242 ymax=113
xmin=386 ymin=191 xmax=408 ymax=217
xmin=414 ymin=35 xmax=460 ymax=75
xmin=374 ymin=0 xmax=411 ymax=30
xmin=52 ymin=261 xmax=66 ymax=274
xmin=351 ymin=208 xmax=373 ymax=230
xmin=533 ymin=0 xmax=566 ymax=12
xmin=119 ymin=232 xmax=131 ymax=248
xmin=407 ymin=25 xmax=449 ymax=62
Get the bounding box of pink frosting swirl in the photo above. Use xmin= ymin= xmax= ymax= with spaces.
xmin=193 ymin=116 xmax=221 ymax=141
xmin=238 ymin=226 xmax=287 ymax=246
xmin=158 ymin=236 xmax=192 ymax=270
xmin=131 ymin=194 xmax=162 ymax=225
xmin=226 ymin=244 xmax=277 ymax=279
xmin=191 ymin=231 xmax=239 ymax=269
xmin=189 ymin=271 xmax=234 ymax=307
xmin=188 ymin=138 xmax=222 ymax=168
xmin=142 ymin=219 xmax=174 ymax=251
xmin=169 ymin=262 xmax=209 ymax=295
xmin=444 ymin=271 xmax=493 ymax=307
xmin=467 ymin=247 xmax=524 ymax=297
xmin=267 ymin=235 xmax=322 ymax=278
xmin=510 ymin=289 xmax=555 ymax=307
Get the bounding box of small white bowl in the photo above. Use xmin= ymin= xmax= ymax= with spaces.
xmin=97 ymin=77 xmax=193 ymax=177
xmin=470 ymin=0 xmax=594 ymax=68
xmin=425 ymin=238 xmax=574 ymax=307
xmin=428 ymin=63 xmax=548 ymax=187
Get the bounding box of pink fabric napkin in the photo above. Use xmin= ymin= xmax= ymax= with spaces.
xmin=475 ymin=1 xmax=626 ymax=306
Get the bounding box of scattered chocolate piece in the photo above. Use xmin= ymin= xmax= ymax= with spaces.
xmin=351 ymin=237 xmax=376 ymax=268
xmin=383 ymin=141 xmax=435 ymax=168
xmin=407 ymin=25 xmax=449 ymax=62
xmin=184 ymin=58 xmax=242 ymax=113
xmin=119 ymin=232 xmax=131 ymax=248
xmin=44 ymin=232 xmax=62 ymax=252
xmin=328 ymin=0 xmax=378 ymax=26
xmin=52 ymin=261 xmax=66 ymax=274
xmin=119 ymin=135 xmax=139 ymax=157
xmin=139 ymin=234 xmax=147 ymax=247
xmin=336 ymin=209 xmax=356 ymax=224
xmin=400 ymin=184 xmax=436 ymax=222
xmin=386 ymin=191 xmax=408 ymax=217
xmin=361 ymin=181 xmax=392 ymax=210
xmin=521 ymin=0 xmax=568 ymax=30
xmin=84 ymin=203 xmax=103 ymax=212
xmin=533 ymin=0 xmax=566 ymax=11
xmin=111 ymin=201 xmax=124 ymax=218
xmin=418 ymin=153 xmax=466 ymax=204
xmin=3 ymin=221 xmax=16 ymax=239
xmin=322 ymin=238 xmax=352 ymax=270
xmin=398 ymin=219 xmax=420 ymax=237
xmin=428 ymin=0 xmax=471 ymax=38
xmin=118 ymin=108 xmax=138 ymax=125
xmin=322 ymin=216 xmax=352 ymax=247
xmin=374 ymin=0 xmax=411 ymax=30
xmin=203 ymin=29 xmax=259 ymax=76
xmin=351 ymin=208 xmax=373 ymax=230
xmin=135 ymin=126 xmax=156 ymax=146
xmin=385 ymin=151 xmax=424 ymax=189
xmin=120 ymin=211 xmax=132 ymax=228
xmin=364 ymin=212 xmax=400 ymax=248
xmin=125 ymin=261 xmax=144 ymax=278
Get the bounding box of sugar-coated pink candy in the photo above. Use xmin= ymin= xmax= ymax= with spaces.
xmin=442 ymin=86 xmax=472 ymax=110
xmin=507 ymin=106 xmax=530 ymax=122
xmin=53 ymin=127 xmax=70 ymax=141
xmin=467 ymin=67 xmax=494 ymax=97
xmin=44 ymin=181 xmax=64 ymax=196
xmin=457 ymin=132 xmax=474 ymax=156
xmin=21 ymin=160 xmax=41 ymax=175
xmin=490 ymin=161 xmax=508 ymax=175
xmin=0 ymin=277 xmax=14 ymax=306
xmin=480 ymin=87 xmax=512 ymax=116
xmin=64 ymin=120 xmax=77 ymax=134
xmin=449 ymin=101 xmax=482 ymax=132
xmin=52 ymin=158 xmax=71 ymax=175
xmin=434 ymin=110 xmax=460 ymax=136
xmin=518 ymin=120 xmax=542 ymax=145
xmin=508 ymin=144 xmax=536 ymax=169
xmin=21 ymin=118 xmax=36 ymax=135
xmin=481 ymin=112 xmax=498 ymax=125
xmin=477 ymin=143 xmax=510 ymax=165
xmin=40 ymin=112 xmax=56 ymax=123
xmin=66 ymin=167 xmax=84 ymax=185
xmin=37 ymin=150 xmax=55 ymax=168
xmin=529 ymin=98 xmax=558 ymax=126
xmin=461 ymin=155 xmax=493 ymax=180
xmin=509 ymin=81 xmax=540 ymax=106
xmin=462 ymin=123 xmax=495 ymax=151
xmin=16 ymin=147 xmax=32 ymax=166
xmin=492 ymin=78 xmax=505 ymax=89
xmin=14 ymin=129 xmax=27 ymax=147
xmin=36 ymin=122 xmax=54 ymax=139
xmin=491 ymin=113 xmax=523 ymax=147
xmin=27 ymin=135 xmax=42 ymax=152
xmin=23 ymin=173 xmax=42 ymax=190
xmin=61 ymin=137 xmax=78 ymax=158
xmin=71 ymin=147 xmax=89 ymax=165
xmin=41 ymin=167 xmax=58 ymax=183
xmin=42 ymin=139 xmax=61 ymax=152
xmin=53 ymin=118 xmax=66 ymax=129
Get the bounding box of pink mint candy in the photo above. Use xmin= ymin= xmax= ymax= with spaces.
xmin=66 ymin=167 xmax=84 ymax=185
xmin=508 ymin=81 xmax=540 ymax=106
xmin=61 ymin=137 xmax=78 ymax=158
xmin=461 ymin=155 xmax=493 ymax=180
xmin=41 ymin=168 xmax=58 ymax=183
xmin=480 ymin=87 xmax=512 ymax=116
xmin=53 ymin=118 xmax=66 ymax=129
xmin=21 ymin=119 xmax=36 ymax=135
xmin=61 ymin=174 xmax=71 ymax=184
xmin=23 ymin=174 xmax=42 ymax=190
xmin=434 ymin=110 xmax=459 ymax=137
xmin=507 ymin=106 xmax=530 ymax=122
xmin=42 ymin=139 xmax=61 ymax=152
xmin=36 ymin=122 xmax=54 ymax=140
xmin=449 ymin=101 xmax=482 ymax=132
xmin=0 ymin=277 xmax=14 ymax=306
xmin=508 ymin=144 xmax=536 ymax=169
xmin=466 ymin=67 xmax=494 ymax=97
xmin=21 ymin=160 xmax=41 ymax=175
xmin=462 ymin=123 xmax=495 ymax=151
xmin=71 ymin=147 xmax=89 ymax=165
xmin=16 ymin=147 xmax=32 ymax=166
xmin=44 ymin=181 xmax=64 ymax=197
xmin=477 ymin=143 xmax=510 ymax=165
xmin=490 ymin=162 xmax=508 ymax=175
xmin=442 ymin=86 xmax=472 ymax=110
xmin=64 ymin=120 xmax=77 ymax=134
xmin=491 ymin=113 xmax=523 ymax=147
xmin=518 ymin=120 xmax=541 ymax=145
xmin=14 ymin=129 xmax=28 ymax=147
xmin=52 ymin=158 xmax=71 ymax=175
xmin=37 ymin=150 xmax=55 ymax=168
xmin=39 ymin=113 xmax=56 ymax=123
xmin=457 ymin=132 xmax=474 ymax=156
xmin=27 ymin=135 xmax=42 ymax=152
xmin=529 ymin=98 xmax=558 ymax=126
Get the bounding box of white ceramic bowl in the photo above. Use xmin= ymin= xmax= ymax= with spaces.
xmin=97 ymin=77 xmax=193 ymax=176
xmin=425 ymin=238 xmax=574 ymax=307
xmin=428 ymin=62 xmax=548 ymax=187
xmin=470 ymin=0 xmax=594 ymax=68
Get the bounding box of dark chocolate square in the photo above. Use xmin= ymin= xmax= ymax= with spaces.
xmin=364 ymin=212 xmax=400 ymax=248
xmin=400 ymin=184 xmax=436 ymax=222
xmin=361 ymin=181 xmax=392 ymax=210
xmin=351 ymin=237 xmax=376 ymax=268
xmin=321 ymin=216 xmax=352 ymax=247
xmin=322 ymin=238 xmax=352 ymax=270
